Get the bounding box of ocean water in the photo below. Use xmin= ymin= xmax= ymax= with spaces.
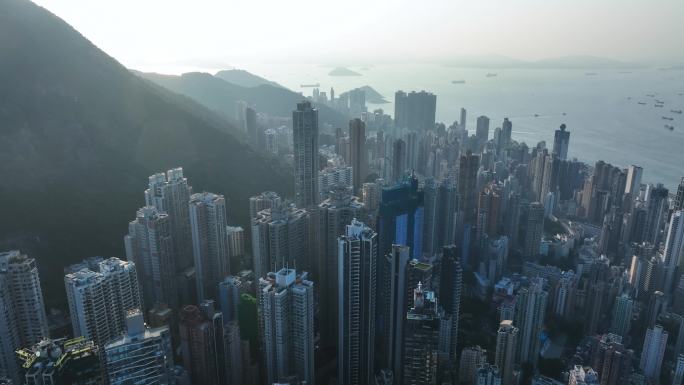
xmin=244 ymin=63 xmax=684 ymax=189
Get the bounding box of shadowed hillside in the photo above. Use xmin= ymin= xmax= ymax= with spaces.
xmin=0 ymin=0 xmax=293 ymax=307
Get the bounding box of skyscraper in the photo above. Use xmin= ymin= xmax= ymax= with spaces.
xmin=293 ymin=101 xmax=320 ymax=207
xmin=178 ymin=302 xmax=226 ymax=385
xmin=643 ymin=184 xmax=669 ymax=247
xmin=392 ymin=138 xmax=407 ymax=182
xmin=552 ymin=124 xmax=570 ymax=160
xmin=378 ymin=245 xmax=411 ymax=377
xmin=377 ymin=175 xmax=424 ymax=259
xmin=640 ymin=325 xmax=668 ymax=381
xmin=65 ymin=257 xmax=143 ymax=346
xmin=440 ymin=245 xmax=463 ymax=364
xmin=317 ymin=187 xmax=364 ymax=350
xmin=610 ymin=294 xmax=633 ymax=337
xmin=189 ymin=192 xmax=229 ymax=301
xmin=337 ymin=219 xmax=378 ymax=385
xmin=625 ymin=165 xmax=643 ymax=196
xmin=663 ymin=211 xmax=684 ymax=295
xmin=124 ymin=206 xmax=177 ymax=309
xmin=460 ymin=108 xmax=467 ymax=130
xmin=104 ymin=309 xmax=173 ymax=385
xmin=459 ymin=346 xmax=487 ymax=384
xmin=394 ymin=90 xmax=436 ymax=131
xmin=258 ymin=268 xmax=315 ymax=384
xmin=514 ymin=278 xmax=547 ymax=367
xmin=349 ymin=118 xmax=368 ymax=194
xmin=0 ymin=250 xmax=49 ymax=384
xmin=495 ymin=320 xmax=519 ymax=385
xmin=145 ymin=168 xmax=193 ymax=271
xmin=251 ymin=201 xmax=310 ymax=281
xmin=522 ymin=202 xmax=545 ymax=258
xmin=476 ymin=116 xmax=490 ymax=147
xmin=402 ymin=283 xmax=441 ymax=385
xmin=501 ymin=118 xmax=512 ymax=151
xmin=675 ymin=177 xmax=684 ymax=212
xmin=0 ymin=251 xmax=48 ymax=346
xmin=459 ymin=151 xmax=480 ymax=225
xmin=249 ymin=191 xmax=282 ymax=221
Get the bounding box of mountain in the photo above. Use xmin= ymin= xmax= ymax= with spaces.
xmin=0 ymin=0 xmax=293 ymax=307
xmin=340 ymin=86 xmax=388 ymax=104
xmin=443 ymin=54 xmax=643 ymax=69
xmin=215 ymin=69 xmax=283 ymax=88
xmin=328 ymin=67 xmax=362 ymax=76
xmin=139 ymin=71 xmax=350 ymax=128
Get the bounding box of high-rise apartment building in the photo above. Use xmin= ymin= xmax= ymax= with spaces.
xmin=189 ymin=192 xmax=229 ymax=301
xmin=394 ymin=90 xmax=436 ymax=131
xmin=440 ymin=245 xmax=463 ymax=364
xmin=104 ymin=309 xmax=173 ymax=385
xmin=145 ymin=168 xmax=193 ymax=271
xmin=178 ymin=302 xmax=226 ymax=385
xmin=249 ymin=191 xmax=282 ymax=221
xmin=124 ymin=206 xmax=177 ymax=309
xmin=0 ymin=251 xmax=48 ymax=344
xmin=65 ymin=257 xmax=143 ymax=346
xmin=459 ymin=152 xmax=481 ymax=225
xmin=640 ymin=325 xmax=668 ymax=381
xmin=0 ymin=251 xmax=49 ymax=384
xmin=402 ymin=284 xmax=441 ymax=385
xmin=522 ymin=202 xmax=545 ymax=258
xmin=251 ymin=201 xmax=310 ymax=281
xmin=495 ymin=320 xmax=518 ymax=385
xmin=349 ymin=118 xmax=368 ymax=194
xmin=610 ymin=294 xmax=633 ymax=337
xmin=459 ymin=346 xmax=487 ymax=384
xmin=293 ymin=101 xmax=320 ymax=207
xmin=337 ymin=219 xmax=377 ymax=385
xmin=664 ymin=211 xmax=684 ymax=294
xmin=514 ymin=278 xmax=547 ymax=367
xmin=258 ymin=268 xmax=315 ymax=384
xmin=378 ymin=245 xmax=411 ymax=377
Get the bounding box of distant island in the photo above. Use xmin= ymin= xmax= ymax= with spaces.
xmin=340 ymin=85 xmax=387 ymax=104
xmin=442 ymin=54 xmax=644 ymax=69
xmin=329 ymin=67 xmax=362 ymax=76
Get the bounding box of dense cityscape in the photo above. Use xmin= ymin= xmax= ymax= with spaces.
xmin=2 ymin=1 xmax=684 ymax=385
xmin=2 ymin=78 xmax=684 ymax=385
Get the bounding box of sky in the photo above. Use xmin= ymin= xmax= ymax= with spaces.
xmin=32 ymin=0 xmax=684 ymax=72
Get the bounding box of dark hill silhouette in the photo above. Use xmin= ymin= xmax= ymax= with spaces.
xmin=0 ymin=0 xmax=292 ymax=307
xmin=139 ymin=71 xmax=350 ymax=128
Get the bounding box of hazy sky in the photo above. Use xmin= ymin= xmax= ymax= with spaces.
xmin=33 ymin=0 xmax=684 ymax=72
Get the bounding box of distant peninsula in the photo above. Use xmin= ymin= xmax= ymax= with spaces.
xmin=339 ymin=86 xmax=388 ymax=104
xmin=329 ymin=66 xmax=362 ymax=76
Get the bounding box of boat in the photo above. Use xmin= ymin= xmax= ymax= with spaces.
xmin=655 ymin=99 xmax=664 ymax=104
xmin=300 ymin=83 xmax=320 ymax=88
xmin=534 ymin=114 xmax=539 ymax=117
xmin=452 ymin=80 xmax=466 ymax=84
xmin=562 ymin=112 xmax=567 ymax=116
xmin=655 ymin=104 xmax=663 ymax=108
xmin=672 ymin=110 xmax=682 ymax=114
xmin=665 ymin=125 xmax=674 ymax=130
xmin=638 ymin=102 xmax=647 ymax=105
xmin=627 ymin=97 xmax=632 ymax=100
xmin=486 ymin=73 xmax=498 ymax=78
xmin=663 ymin=116 xmax=674 ymax=121
xmin=646 ymin=94 xmax=655 ymax=97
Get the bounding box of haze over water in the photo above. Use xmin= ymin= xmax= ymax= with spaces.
xmin=238 ymin=63 xmax=684 ymax=190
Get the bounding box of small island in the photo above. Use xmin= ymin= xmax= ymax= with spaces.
xmin=328 ymin=66 xmax=362 ymax=76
